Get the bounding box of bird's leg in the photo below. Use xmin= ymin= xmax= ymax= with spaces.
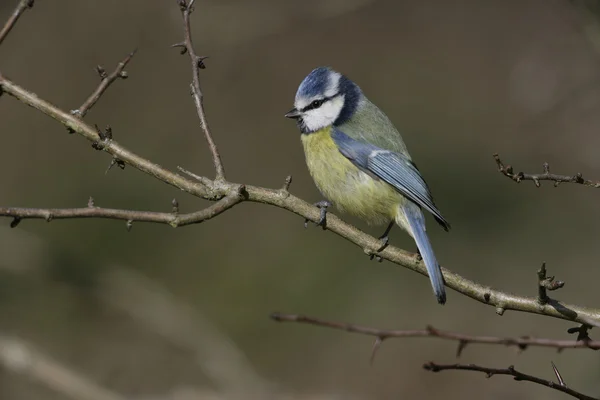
xmin=304 ymin=200 xmax=331 ymax=230
xmin=376 ymin=221 xmax=394 ymax=252
xmin=369 ymin=221 xmax=394 ymax=262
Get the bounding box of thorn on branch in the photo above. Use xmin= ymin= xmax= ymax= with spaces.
xmin=538 ymin=263 xmax=564 ymax=305
xmin=126 ymin=220 xmax=133 ymax=231
xmin=87 ymin=196 xmax=95 ymax=208
xmin=105 ymin=157 xmax=125 ymax=174
xmin=172 ymin=198 xmax=179 ymax=214
xmin=370 ymin=336 xmax=385 ymax=365
xmin=171 ymin=41 xmax=187 ymax=55
xmin=456 ymin=340 xmax=468 ymax=357
xmin=551 ymin=361 xmax=566 ymax=386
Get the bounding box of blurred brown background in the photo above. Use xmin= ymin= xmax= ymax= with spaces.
xmin=1 ymin=0 xmax=600 ymax=399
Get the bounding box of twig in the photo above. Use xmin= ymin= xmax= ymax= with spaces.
xmin=270 ymin=313 xmax=600 ymax=353
xmin=0 ymin=0 xmax=33 ymax=46
xmin=0 ymin=187 xmax=245 ymax=229
xmin=423 ymin=362 xmax=597 ymax=400
xmin=71 ymin=50 xmax=137 ymax=118
xmin=537 ymin=262 xmax=565 ymax=305
xmin=176 ymin=0 xmax=225 ymax=181
xmin=494 ymin=153 xmax=600 ymax=188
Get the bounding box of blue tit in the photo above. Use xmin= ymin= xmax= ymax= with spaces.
xmin=285 ymin=67 xmax=450 ymax=304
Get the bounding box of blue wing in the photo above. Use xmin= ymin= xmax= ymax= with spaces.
xmin=332 ymin=129 xmax=450 ymax=231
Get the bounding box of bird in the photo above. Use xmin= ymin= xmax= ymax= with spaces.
xmin=285 ymin=66 xmax=450 ymax=304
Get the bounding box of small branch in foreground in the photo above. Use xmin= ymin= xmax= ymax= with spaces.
xmin=0 ymin=0 xmax=34 ymax=46
xmin=423 ymin=362 xmax=597 ymax=400
xmin=71 ymin=50 xmax=137 ymax=118
xmin=270 ymin=313 xmax=600 ymax=357
xmin=0 ymin=187 xmax=244 ymax=229
xmin=537 ymin=262 xmax=564 ymax=305
xmin=176 ymin=0 xmax=225 ymax=181
xmin=494 ymin=153 xmax=600 ymax=188
xmin=0 ymin=335 xmax=127 ymax=400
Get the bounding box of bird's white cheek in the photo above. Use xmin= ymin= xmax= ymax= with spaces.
xmin=303 ymin=97 xmax=345 ymax=131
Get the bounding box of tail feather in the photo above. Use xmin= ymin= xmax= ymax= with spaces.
xmin=403 ymin=206 xmax=446 ymax=304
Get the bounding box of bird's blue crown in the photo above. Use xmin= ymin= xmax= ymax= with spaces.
xmin=295 ymin=67 xmax=362 ymax=126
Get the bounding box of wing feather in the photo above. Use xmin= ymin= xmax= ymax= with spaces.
xmin=333 ymin=129 xmax=450 ymax=230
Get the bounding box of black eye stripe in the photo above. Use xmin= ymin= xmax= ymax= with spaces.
xmin=301 ymin=94 xmax=339 ymax=112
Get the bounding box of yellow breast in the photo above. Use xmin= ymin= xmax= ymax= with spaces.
xmin=300 ymin=127 xmax=402 ymax=225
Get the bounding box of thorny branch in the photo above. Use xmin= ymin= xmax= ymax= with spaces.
xmin=71 ymin=49 xmax=137 ymax=119
xmin=0 ymin=0 xmax=33 ymax=46
xmin=271 ymin=313 xmax=600 ymax=356
xmin=0 ymin=187 xmax=245 ymax=230
xmin=174 ymin=0 xmax=225 ymax=181
xmin=1 ymin=0 xmax=600 ymax=335
xmin=423 ymin=362 xmax=598 ymax=400
xmin=494 ymin=153 xmax=600 ymax=188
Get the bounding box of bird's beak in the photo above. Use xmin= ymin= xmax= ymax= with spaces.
xmin=284 ymin=108 xmax=301 ymax=119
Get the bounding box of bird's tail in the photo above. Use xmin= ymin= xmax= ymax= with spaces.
xmin=401 ymin=206 xmax=446 ymax=304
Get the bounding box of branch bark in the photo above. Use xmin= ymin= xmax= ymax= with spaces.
xmin=271 ymin=313 xmax=600 ymax=352
xmin=176 ymin=0 xmax=225 ymax=181
xmin=0 ymin=0 xmax=33 ymax=46
xmin=72 ymin=50 xmax=137 ymax=118
xmin=424 ymin=362 xmax=597 ymax=400
xmin=494 ymin=154 xmax=600 ymax=188
xmin=0 ymin=187 xmax=245 ymax=229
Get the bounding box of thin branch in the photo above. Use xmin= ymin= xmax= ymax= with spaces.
xmin=176 ymin=0 xmax=225 ymax=181
xmin=71 ymin=50 xmax=137 ymax=118
xmin=1 ymin=73 xmax=600 ymax=327
xmin=423 ymin=362 xmax=597 ymax=400
xmin=0 ymin=75 xmax=210 ymax=197
xmin=0 ymin=187 xmax=245 ymax=229
xmin=270 ymin=313 xmax=600 ymax=352
xmin=494 ymin=153 xmax=600 ymax=188
xmin=0 ymin=0 xmax=33 ymax=46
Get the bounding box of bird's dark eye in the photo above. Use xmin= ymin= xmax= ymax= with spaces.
xmin=311 ymin=99 xmax=324 ymax=108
